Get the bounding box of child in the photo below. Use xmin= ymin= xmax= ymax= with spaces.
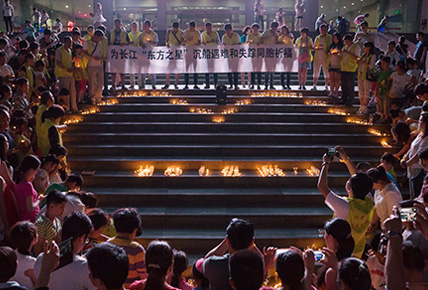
xmin=108 ymin=207 xmax=147 ymax=288
xmin=18 ymin=53 xmax=36 ymax=98
xmin=375 ymin=56 xmax=393 ymax=121
xmin=169 ymin=250 xmax=192 ymax=290
xmin=48 ymin=144 xmax=67 ymax=182
xmin=34 ymin=60 xmax=47 ymax=90
xmin=56 ymin=88 xmax=70 ymax=112
xmin=192 ymin=258 xmax=209 ymax=290
xmin=388 ymin=60 xmax=411 ymax=108
xmin=38 ymin=105 xmax=65 ymax=156
xmin=11 ymin=117 xmax=33 ymax=164
xmin=33 ymin=154 xmax=59 ymax=194
xmin=72 ymin=43 xmax=88 ymax=105
xmin=35 ymin=90 xmax=54 ymax=139
xmin=9 ymin=221 xmax=38 ymax=289
xmin=34 ymin=189 xmax=66 ymax=255
xmin=12 ymin=77 xmax=30 ymax=114
xmin=0 ymin=84 xmax=13 ymax=109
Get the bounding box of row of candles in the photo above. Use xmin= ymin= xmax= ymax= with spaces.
xmin=251 ymin=92 xmax=303 ymax=98
xmin=118 ymin=91 xmax=173 ymax=97
xmin=134 ymin=165 xmax=321 ymax=177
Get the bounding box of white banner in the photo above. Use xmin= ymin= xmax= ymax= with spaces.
xmin=106 ymin=44 xmax=299 ymax=74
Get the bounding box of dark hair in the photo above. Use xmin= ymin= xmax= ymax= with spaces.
xmin=112 ymin=207 xmax=141 ymax=234
xmin=43 ymin=105 xmax=64 ymax=122
xmin=0 ymin=39 xmax=7 ymax=47
xmin=370 ymin=233 xmax=382 ymax=253
xmin=393 ymin=122 xmax=411 ymax=144
xmin=0 ymin=246 xmax=17 ymax=282
xmin=46 ymin=189 xmax=67 ymax=207
xmin=276 ymin=250 xmax=304 ymax=290
xmin=65 ymin=173 xmax=83 ymax=187
xmin=11 ymin=117 xmax=27 ymax=130
xmin=396 ymin=60 xmax=407 ymax=71
xmin=338 ymin=258 xmax=371 ymax=290
xmin=35 ymin=60 xmax=44 ymax=69
xmin=224 ymin=23 xmax=232 ymax=30
xmin=25 ymin=52 xmax=35 ymax=62
xmin=18 ymin=39 xmax=29 ymax=50
xmin=300 ymin=27 xmax=309 ymax=34
xmin=171 ymin=250 xmax=188 ymax=288
xmin=87 ymin=25 xmax=94 ymax=30
xmin=73 ymin=43 xmax=83 ymax=50
xmin=94 ymin=30 xmax=104 ymax=37
xmin=44 ymin=29 xmax=52 ymax=35
xmin=42 ymin=154 xmax=59 ymax=167
xmin=330 ymin=32 xmax=344 ymax=50
xmin=10 ymin=221 xmax=37 ymax=253
xmin=414 ymin=83 xmax=428 ymax=96
xmin=381 ymin=55 xmax=391 ymax=64
xmin=172 ymin=21 xmax=180 ymax=28
xmin=325 ymin=218 xmax=354 ymax=260
xmin=0 ymin=51 xmax=6 ymax=58
xmin=420 ymin=113 xmax=428 ymax=137
xmin=145 ymin=240 xmax=173 ymax=290
xmin=242 ymin=25 xmax=251 ymax=34
xmin=189 ymin=21 xmax=196 ymax=27
xmin=251 ymin=23 xmax=260 ymax=29
xmin=49 ymin=144 xmax=67 ymax=157
xmin=87 ymin=208 xmax=109 ymax=231
xmin=403 ymin=241 xmax=425 ymax=272
xmin=0 ymin=134 xmax=7 ymax=161
xmin=320 ymin=23 xmax=327 ymax=29
xmin=366 ymin=166 xmax=391 ymax=184
xmin=229 ymin=250 xmax=264 ymax=290
xmin=59 ymin=88 xmax=69 ymax=96
xmin=29 ymin=42 xmax=39 ymax=51
xmin=15 ymin=77 xmax=29 ymax=88
xmin=271 ymin=21 xmax=279 ymax=29
xmin=226 ymin=218 xmax=254 ymax=251
xmin=388 ymin=40 xmax=396 ymax=46
xmin=418 ymin=32 xmax=425 ymax=38
xmin=61 ymin=211 xmax=93 ymax=241
xmin=72 ymin=30 xmax=81 ymax=36
xmin=381 ymin=153 xmax=397 ymax=165
xmin=349 ymin=172 xmax=373 ymax=200
xmin=344 ymin=34 xmax=353 ymax=42
xmin=360 ymin=21 xmax=368 ymax=27
xmin=17 ymin=155 xmax=41 ymax=182
xmin=78 ymin=192 xmax=98 ymax=208
xmin=144 ymin=20 xmax=152 ymax=26
xmin=192 ymin=259 xmax=209 ymax=290
xmin=40 ymin=91 xmax=54 ymax=105
xmin=356 ymin=162 xmax=371 ymax=172
xmin=363 ymin=41 xmax=375 ymax=55
xmin=87 ymin=243 xmax=129 ymax=290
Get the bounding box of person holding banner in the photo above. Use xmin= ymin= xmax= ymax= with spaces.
xmin=163 ymin=21 xmax=183 ymax=90
xmin=278 ymin=25 xmax=294 ymax=90
xmin=295 ymin=27 xmax=313 ymax=90
xmin=222 ymin=23 xmax=241 ymax=90
xmin=128 ymin=22 xmax=142 ymax=89
xmin=83 ymin=29 xmax=105 ymax=105
xmin=201 ymin=22 xmax=220 ymax=89
xmin=312 ymin=24 xmax=332 ymax=91
xmin=141 ymin=20 xmax=159 ymax=90
xmin=261 ymin=21 xmax=280 ymax=90
xmin=340 ymin=34 xmax=361 ymax=106
xmin=108 ymin=18 xmax=130 ymax=91
xmin=240 ymin=26 xmax=252 ymax=88
xmin=182 ymin=21 xmax=200 ymax=90
xmin=247 ymin=23 xmax=262 ymax=90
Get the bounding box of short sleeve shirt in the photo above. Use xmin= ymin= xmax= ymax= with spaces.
xmin=247 ymin=32 xmax=262 ymax=45
xmin=166 ymin=29 xmax=183 ymax=47
xmin=35 ymin=214 xmax=61 ymax=243
xmin=201 ymin=31 xmax=219 ymax=46
xmin=203 ymin=254 xmax=232 ymax=290
xmin=141 ymin=30 xmax=158 ymax=47
xmin=183 ymin=29 xmax=201 ymax=46
xmin=325 ymin=191 xmax=349 ymax=219
xmin=222 ymin=33 xmax=240 ymax=45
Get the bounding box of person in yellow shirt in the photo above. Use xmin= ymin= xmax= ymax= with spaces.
xmin=108 ymin=19 xmax=130 ymax=91
xmin=162 ymin=21 xmax=183 ymax=90
xmin=222 ymin=23 xmax=241 ymax=90
xmin=278 ymin=25 xmax=294 ymax=90
xmin=83 ymin=25 xmax=94 ymax=42
xmin=261 ymin=21 xmax=280 ymax=90
xmin=201 ymin=22 xmax=220 ymax=89
xmin=141 ymin=20 xmax=158 ymax=89
xmin=128 ymin=22 xmax=142 ymax=89
xmin=182 ymin=21 xmax=201 ymax=90
xmin=312 ymin=24 xmax=332 ymax=91
xmin=247 ymin=23 xmax=262 ymax=90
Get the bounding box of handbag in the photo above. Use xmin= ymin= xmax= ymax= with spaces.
xmin=366 ymin=67 xmax=379 ymax=81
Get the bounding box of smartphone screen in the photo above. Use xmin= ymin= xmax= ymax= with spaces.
xmin=55 ymin=237 xmax=74 ymax=270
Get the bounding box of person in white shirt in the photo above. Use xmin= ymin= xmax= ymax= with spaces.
xmin=401 ymin=113 xmax=428 ymax=199
xmin=83 ymin=29 xmax=105 ymax=104
xmin=34 ymin=212 xmax=95 ymax=290
xmin=366 ymin=166 xmax=402 ymax=234
xmin=254 ymin=0 xmax=265 ymax=30
xmin=40 ymin=11 xmax=49 ymax=29
xmin=385 ymin=41 xmax=400 ymax=66
xmin=2 ymin=0 xmax=13 ymax=35
xmin=366 ymin=234 xmax=386 ymax=290
xmin=0 ymin=50 xmax=14 ymax=80
xmin=387 ymin=60 xmax=411 ymax=107
xmin=53 ymin=18 xmax=63 ymax=35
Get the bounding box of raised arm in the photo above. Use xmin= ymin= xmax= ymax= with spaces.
xmin=318 ymin=154 xmax=333 ymax=198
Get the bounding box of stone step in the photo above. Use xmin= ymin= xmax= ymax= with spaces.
xmin=80 ymin=171 xmax=350 ymax=188
xmin=103 ymin=206 xmax=332 ymax=229
xmin=89 ymin=187 xmax=340 ymax=208
xmin=63 ymin=132 xmax=385 ymax=145
xmin=65 ymin=122 xmax=375 ymax=134
xmin=135 ymin=228 xmax=324 ymax=255
xmin=67 ymin=144 xmax=394 ymax=158
xmin=80 ymin=112 xmax=351 ymax=123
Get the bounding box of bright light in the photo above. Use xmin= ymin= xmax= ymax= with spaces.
xmin=320 ymin=5 xmax=323 ymax=8
xmin=65 ymin=5 xmax=68 ymax=8
xmin=123 ymin=7 xmax=126 ymax=10
xmin=351 ymin=2 xmax=354 ymax=5
xmin=88 ymin=4 xmax=91 ymax=7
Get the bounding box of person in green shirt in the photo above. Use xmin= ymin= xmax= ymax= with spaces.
xmin=375 ymin=56 xmax=393 ymax=121
xmin=40 ymin=173 xmax=83 ymax=208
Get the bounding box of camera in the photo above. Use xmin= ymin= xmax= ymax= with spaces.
xmin=325 ymin=147 xmax=338 ymax=157
xmin=313 ymin=250 xmax=325 ymax=261
xmin=400 ymin=207 xmax=417 ymax=222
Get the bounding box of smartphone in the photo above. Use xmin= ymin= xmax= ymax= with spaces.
xmin=313 ymin=250 xmax=325 ymax=261
xmin=325 ymin=147 xmax=338 ymax=157
xmin=55 ymin=237 xmax=73 ymax=270
xmin=400 ymin=207 xmax=417 ymax=222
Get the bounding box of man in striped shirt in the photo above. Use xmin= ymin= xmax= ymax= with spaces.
xmin=34 ymin=190 xmax=67 ymax=255
xmin=108 ymin=208 xmax=147 ymax=288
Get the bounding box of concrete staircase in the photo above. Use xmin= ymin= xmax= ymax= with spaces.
xmin=63 ymin=90 xmax=394 ymax=258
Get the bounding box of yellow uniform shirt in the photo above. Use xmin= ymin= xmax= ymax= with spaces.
xmin=183 ymin=29 xmax=201 ymax=46
xmin=278 ymin=34 xmax=294 ymax=45
xmin=141 ymin=30 xmax=158 ymax=47
xmin=128 ymin=31 xmax=142 ymax=47
xmin=261 ymin=30 xmax=279 ymax=45
xmin=247 ymin=32 xmax=262 ymax=45
xmin=222 ymin=32 xmax=240 ymax=45
xmin=166 ymin=29 xmax=183 ymax=47
xmin=201 ymin=30 xmax=219 ymax=45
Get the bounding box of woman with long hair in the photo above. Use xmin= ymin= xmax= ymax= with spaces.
xmin=357 ymin=41 xmax=377 ymax=113
xmin=295 ymin=27 xmax=313 ymax=90
xmin=328 ymin=32 xmax=343 ymax=98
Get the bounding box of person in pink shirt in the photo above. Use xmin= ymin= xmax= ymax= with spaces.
xmin=169 ymin=250 xmax=192 ymax=290
xmin=14 ymin=155 xmax=42 ymax=222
